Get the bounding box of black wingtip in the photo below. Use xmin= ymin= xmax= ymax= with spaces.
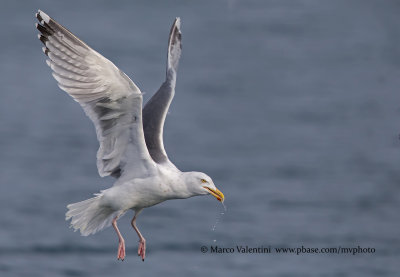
xmin=36 ymin=11 xmax=43 ymax=23
xmin=169 ymin=18 xmax=182 ymax=51
xmin=35 ymin=9 xmax=55 ymax=37
xmin=36 ymin=22 xmax=52 ymax=36
xmin=35 ymin=10 xmax=55 ymax=58
xmin=42 ymin=46 xmax=50 ymax=56
xmin=38 ymin=34 xmax=47 ymax=45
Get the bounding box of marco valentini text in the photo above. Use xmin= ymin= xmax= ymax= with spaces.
xmin=201 ymin=245 xmax=376 ymax=255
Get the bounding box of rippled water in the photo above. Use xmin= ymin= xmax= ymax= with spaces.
xmin=1 ymin=0 xmax=400 ymax=276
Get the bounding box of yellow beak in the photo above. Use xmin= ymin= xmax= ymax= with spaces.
xmin=203 ymin=186 xmax=224 ymax=202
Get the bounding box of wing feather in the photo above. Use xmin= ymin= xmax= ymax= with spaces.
xmin=36 ymin=10 xmax=156 ymax=178
xmin=143 ymin=18 xmax=182 ymax=166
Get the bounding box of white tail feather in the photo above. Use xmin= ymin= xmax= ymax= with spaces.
xmin=66 ymin=192 xmax=118 ymax=236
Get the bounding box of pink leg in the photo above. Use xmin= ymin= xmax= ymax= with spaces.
xmin=112 ymin=216 xmax=125 ymax=261
xmin=131 ymin=211 xmax=146 ymax=261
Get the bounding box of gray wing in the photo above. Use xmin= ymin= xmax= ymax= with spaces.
xmin=36 ymin=10 xmax=156 ymax=178
xmin=143 ymin=18 xmax=182 ymax=165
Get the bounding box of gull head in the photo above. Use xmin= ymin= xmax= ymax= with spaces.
xmin=184 ymin=172 xmax=224 ymax=202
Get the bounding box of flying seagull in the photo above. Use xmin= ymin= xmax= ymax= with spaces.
xmin=35 ymin=10 xmax=224 ymax=261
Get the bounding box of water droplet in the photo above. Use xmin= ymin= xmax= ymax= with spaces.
xmin=211 ymin=203 xmax=227 ymax=231
xmin=222 ymin=202 xmax=227 ymax=212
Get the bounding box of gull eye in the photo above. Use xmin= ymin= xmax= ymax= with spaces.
xmin=201 ymin=179 xmax=207 ymax=183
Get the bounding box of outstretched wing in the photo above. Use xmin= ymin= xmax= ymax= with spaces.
xmin=36 ymin=10 xmax=156 ymax=178
xmin=142 ymin=18 xmax=182 ymax=165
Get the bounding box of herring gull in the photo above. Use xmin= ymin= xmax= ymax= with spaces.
xmin=35 ymin=10 xmax=224 ymax=261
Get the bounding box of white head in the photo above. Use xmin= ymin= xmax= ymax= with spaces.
xmin=183 ymin=171 xmax=224 ymax=202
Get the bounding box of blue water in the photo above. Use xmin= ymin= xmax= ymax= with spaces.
xmin=1 ymin=0 xmax=400 ymax=276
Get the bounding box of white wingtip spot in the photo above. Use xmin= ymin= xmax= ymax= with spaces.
xmin=175 ymin=17 xmax=181 ymax=29
xmin=37 ymin=34 xmax=41 ymax=39
xmin=38 ymin=10 xmax=50 ymax=24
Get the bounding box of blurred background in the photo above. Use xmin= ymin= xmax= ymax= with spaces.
xmin=1 ymin=0 xmax=400 ymax=276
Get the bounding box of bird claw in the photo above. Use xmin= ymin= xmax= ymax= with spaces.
xmin=137 ymin=239 xmax=146 ymax=261
xmin=117 ymin=240 xmax=126 ymax=261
